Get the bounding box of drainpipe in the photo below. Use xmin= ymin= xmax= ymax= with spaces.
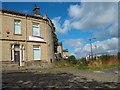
xmin=25 ymin=14 xmax=28 ymax=66
xmin=45 ymin=21 xmax=48 ymax=62
xmin=20 ymin=45 xmax=22 ymax=66
xmin=45 ymin=20 xmax=49 ymax=62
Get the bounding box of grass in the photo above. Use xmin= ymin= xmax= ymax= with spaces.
xmin=47 ymin=66 xmax=70 ymax=70
xmin=47 ymin=60 xmax=119 ymax=71
xmin=75 ymin=64 xmax=119 ymax=71
xmin=47 ymin=64 xmax=119 ymax=71
xmin=47 ymin=61 xmax=75 ymax=70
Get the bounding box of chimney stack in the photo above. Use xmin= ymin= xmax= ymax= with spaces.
xmin=33 ymin=4 xmax=40 ymax=15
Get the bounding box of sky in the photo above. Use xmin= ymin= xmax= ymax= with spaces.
xmin=2 ymin=1 xmax=119 ymax=59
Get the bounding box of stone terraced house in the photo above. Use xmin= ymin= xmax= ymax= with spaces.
xmin=57 ymin=42 xmax=69 ymax=59
xmin=0 ymin=5 xmax=55 ymax=70
xmin=63 ymin=49 xmax=69 ymax=59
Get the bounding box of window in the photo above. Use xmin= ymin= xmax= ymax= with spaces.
xmin=32 ymin=23 xmax=40 ymax=36
xmin=33 ymin=46 xmax=41 ymax=60
xmin=14 ymin=20 xmax=21 ymax=34
xmin=14 ymin=44 xmax=20 ymax=48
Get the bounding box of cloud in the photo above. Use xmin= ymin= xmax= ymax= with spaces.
xmin=51 ymin=2 xmax=118 ymax=59
xmin=63 ymin=39 xmax=85 ymax=48
xmin=68 ymin=4 xmax=82 ymax=19
xmin=68 ymin=2 xmax=117 ymax=30
xmin=93 ymin=38 xmax=118 ymax=53
xmin=63 ymin=39 xmax=86 ymax=58
xmin=93 ymin=22 xmax=118 ymax=39
xmin=73 ymin=37 xmax=118 ymax=59
xmin=52 ymin=17 xmax=71 ymax=34
xmin=108 ymin=23 xmax=118 ymax=37
xmin=52 ymin=2 xmax=118 ymax=39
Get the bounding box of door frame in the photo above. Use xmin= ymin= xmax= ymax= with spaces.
xmin=11 ymin=44 xmax=23 ymax=66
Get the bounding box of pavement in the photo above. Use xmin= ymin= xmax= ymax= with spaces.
xmin=2 ymin=67 xmax=120 ymax=89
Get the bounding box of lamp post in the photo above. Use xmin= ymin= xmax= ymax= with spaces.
xmin=89 ymin=38 xmax=96 ymax=60
xmin=89 ymin=38 xmax=93 ymax=60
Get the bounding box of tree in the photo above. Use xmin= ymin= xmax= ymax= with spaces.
xmin=53 ymin=32 xmax=58 ymax=53
xmin=79 ymin=57 xmax=89 ymax=66
xmin=68 ymin=55 xmax=77 ymax=64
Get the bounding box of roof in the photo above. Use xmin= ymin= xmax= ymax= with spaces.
xmin=0 ymin=8 xmax=43 ymax=19
xmin=0 ymin=8 xmax=55 ymax=31
xmin=63 ymin=49 xmax=68 ymax=52
xmin=58 ymin=42 xmax=62 ymax=46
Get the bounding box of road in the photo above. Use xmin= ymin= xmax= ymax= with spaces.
xmin=2 ymin=67 xmax=120 ymax=89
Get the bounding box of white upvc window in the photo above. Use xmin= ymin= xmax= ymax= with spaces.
xmin=14 ymin=20 xmax=21 ymax=34
xmin=33 ymin=46 xmax=41 ymax=60
xmin=32 ymin=23 xmax=40 ymax=36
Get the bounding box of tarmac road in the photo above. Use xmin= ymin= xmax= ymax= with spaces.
xmin=2 ymin=67 xmax=120 ymax=89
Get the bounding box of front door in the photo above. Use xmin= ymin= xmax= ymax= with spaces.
xmin=14 ymin=51 xmax=20 ymax=65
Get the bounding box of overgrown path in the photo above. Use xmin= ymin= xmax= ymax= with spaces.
xmin=2 ymin=67 xmax=120 ymax=89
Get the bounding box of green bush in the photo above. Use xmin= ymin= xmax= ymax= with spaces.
xmin=79 ymin=57 xmax=90 ymax=66
xmin=99 ymin=55 xmax=112 ymax=61
xmin=67 ymin=55 xmax=77 ymax=64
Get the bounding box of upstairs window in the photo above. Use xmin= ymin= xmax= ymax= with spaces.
xmin=14 ymin=20 xmax=21 ymax=34
xmin=32 ymin=23 xmax=40 ymax=36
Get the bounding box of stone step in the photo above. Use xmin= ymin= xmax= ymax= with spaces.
xmin=2 ymin=63 xmax=24 ymax=71
xmin=2 ymin=61 xmax=19 ymax=64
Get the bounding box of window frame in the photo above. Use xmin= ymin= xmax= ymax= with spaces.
xmin=14 ymin=20 xmax=21 ymax=35
xmin=33 ymin=45 xmax=41 ymax=60
xmin=32 ymin=23 xmax=40 ymax=36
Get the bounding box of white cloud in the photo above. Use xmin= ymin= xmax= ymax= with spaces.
xmin=93 ymin=38 xmax=118 ymax=53
xmin=52 ymin=2 xmax=118 ymax=39
xmin=52 ymin=17 xmax=71 ymax=34
xmin=68 ymin=4 xmax=82 ymax=19
xmin=68 ymin=2 xmax=117 ymax=30
xmin=63 ymin=39 xmax=85 ymax=48
xmin=73 ymin=37 xmax=118 ymax=59
xmin=108 ymin=23 xmax=118 ymax=37
xmin=63 ymin=39 xmax=86 ymax=58
xmin=51 ymin=2 xmax=118 ymax=59
xmin=93 ymin=22 xmax=118 ymax=39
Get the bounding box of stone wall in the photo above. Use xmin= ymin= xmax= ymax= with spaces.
xmin=1 ymin=9 xmax=55 ymax=70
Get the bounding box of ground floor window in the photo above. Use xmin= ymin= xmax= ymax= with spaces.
xmin=33 ymin=46 xmax=41 ymax=60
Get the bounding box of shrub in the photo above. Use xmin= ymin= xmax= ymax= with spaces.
xmin=67 ymin=55 xmax=77 ymax=64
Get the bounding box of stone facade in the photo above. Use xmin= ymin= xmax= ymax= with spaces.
xmin=63 ymin=49 xmax=69 ymax=59
xmin=57 ymin=42 xmax=63 ymax=58
xmin=57 ymin=42 xmax=69 ymax=59
xmin=0 ymin=8 xmax=55 ymax=70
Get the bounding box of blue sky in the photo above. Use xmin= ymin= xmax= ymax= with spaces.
xmin=2 ymin=2 xmax=118 ymax=59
